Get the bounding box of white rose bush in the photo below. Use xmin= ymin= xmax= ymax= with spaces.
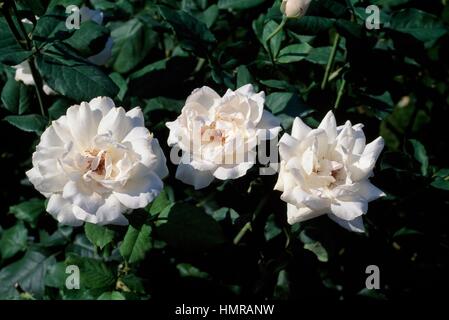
xmin=0 ymin=0 xmax=448 ymax=305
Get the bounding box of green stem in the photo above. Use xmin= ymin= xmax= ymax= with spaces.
xmin=266 ymin=15 xmax=288 ymax=44
xmin=233 ymin=196 xmax=269 ymax=245
xmin=28 ymin=57 xmax=46 ymax=117
xmin=321 ymin=33 xmax=341 ymax=90
xmin=334 ymin=78 xmax=347 ymax=110
xmin=2 ymin=4 xmax=26 ymax=50
xmin=11 ymin=0 xmax=32 ymax=50
xmin=265 ymin=16 xmax=288 ymax=65
xmin=4 ymin=1 xmax=46 ymax=117
xmin=233 ymin=222 xmax=252 ymax=245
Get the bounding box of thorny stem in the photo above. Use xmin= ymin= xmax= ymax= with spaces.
xmin=321 ymin=33 xmax=341 ymax=90
xmin=3 ymin=0 xmax=46 ymax=117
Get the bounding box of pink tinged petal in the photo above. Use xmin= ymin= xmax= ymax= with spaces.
xmin=186 ymin=86 xmax=220 ymax=109
xmin=256 ymin=110 xmax=281 ymax=140
xmin=62 ymin=180 xmax=105 ymax=214
xmin=126 ymin=107 xmax=145 ymax=128
xmin=88 ymin=96 xmax=115 ymax=116
xmin=97 ymin=107 xmax=133 ymax=142
xmin=176 ymin=162 xmax=215 ymax=190
xmin=95 ymin=195 xmax=128 ymax=225
xmin=113 ymin=163 xmax=164 ymax=209
xmin=291 ymin=117 xmax=311 ymax=140
xmin=330 ymin=199 xmax=368 ymax=221
xmin=46 ymin=194 xmax=83 ymax=226
xmin=286 ymin=203 xmax=325 ymax=225
xmin=328 ymin=214 xmax=365 ymax=233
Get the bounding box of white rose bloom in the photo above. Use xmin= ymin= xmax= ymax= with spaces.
xmin=274 ymin=111 xmax=385 ymax=232
xmin=166 ymin=84 xmax=281 ymax=190
xmin=26 ymin=97 xmax=168 ymax=226
xmin=281 ymin=0 xmax=312 ymax=18
xmin=13 ymin=6 xmax=113 ymax=95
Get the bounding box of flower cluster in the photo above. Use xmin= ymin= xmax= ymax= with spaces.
xmin=27 ymin=89 xmax=384 ymax=232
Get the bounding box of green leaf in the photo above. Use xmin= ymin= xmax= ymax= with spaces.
xmin=217 ymin=0 xmax=266 ymax=10
xmin=4 ymin=114 xmax=47 ymax=133
xmin=264 ymin=214 xmax=282 ymax=241
xmin=121 ymin=274 xmax=145 ymax=294
xmin=84 ymin=223 xmax=115 ymax=249
xmin=9 ymin=198 xmax=45 ymax=228
xmin=97 ymin=291 xmax=126 ymax=300
xmin=36 ymin=43 xmax=119 ymax=101
xmin=157 ymin=203 xmax=226 ymax=251
xmin=266 ymin=92 xmax=299 ymax=114
xmin=39 ymin=226 xmax=73 ymax=247
xmin=177 ymin=263 xmax=209 ymax=279
xmin=277 ymin=43 xmax=313 ymax=64
xmin=32 ymin=6 xmax=73 ymax=44
xmin=159 ymin=6 xmax=216 ymax=57
xmin=273 ymin=269 xmax=289 ymax=299
xmin=109 ymin=72 xmax=128 ymax=101
xmin=286 ymin=16 xmax=335 ymax=35
xmin=431 ymin=169 xmax=449 ymax=191
xmin=64 ymin=21 xmax=110 ymax=57
xmin=119 ymin=224 xmax=152 ymax=264
xmin=0 ymin=223 xmax=28 ymax=260
xmin=66 ymin=255 xmax=116 ymax=289
xmin=144 ymin=96 xmax=184 ymax=114
xmin=393 ymin=227 xmax=424 ymax=238
xmin=299 ymin=230 xmax=328 ymax=262
xmin=149 ymin=189 xmax=171 ymax=215
xmin=110 ymin=18 xmax=158 ymax=73
xmin=236 ymin=65 xmax=255 ymax=89
xmin=0 ymin=250 xmax=55 ymax=299
xmin=263 ymin=20 xmax=284 ymax=58
xmin=48 ymin=97 xmax=72 ymax=120
xmin=45 ymin=262 xmax=67 ymax=288
xmin=306 ymin=46 xmax=344 ymax=65
xmin=1 ymin=77 xmax=32 ymax=114
xmin=390 ymin=9 xmax=447 ymax=45
xmin=409 ymin=139 xmax=428 ymax=176
xmin=0 ymin=18 xmax=31 ymax=65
